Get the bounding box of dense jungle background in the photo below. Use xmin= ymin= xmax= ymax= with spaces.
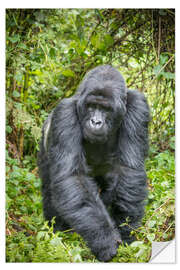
xmin=6 ymin=9 xmax=175 ymax=262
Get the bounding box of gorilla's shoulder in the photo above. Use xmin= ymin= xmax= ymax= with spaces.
xmin=126 ymin=89 xmax=150 ymax=117
xmin=53 ymin=97 xmax=76 ymax=114
xmin=58 ymin=96 xmax=76 ymax=107
xmin=127 ymin=89 xmax=147 ymax=104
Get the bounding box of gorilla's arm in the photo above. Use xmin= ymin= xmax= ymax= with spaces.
xmin=110 ymin=90 xmax=150 ymax=242
xmin=46 ymin=98 xmax=121 ymax=261
xmin=118 ymin=89 xmax=150 ymax=169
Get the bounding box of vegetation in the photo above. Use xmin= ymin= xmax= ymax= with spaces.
xmin=6 ymin=9 xmax=175 ymax=262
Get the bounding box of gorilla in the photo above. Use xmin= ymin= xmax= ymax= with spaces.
xmin=38 ymin=65 xmax=150 ymax=262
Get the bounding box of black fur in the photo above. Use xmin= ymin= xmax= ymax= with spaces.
xmin=38 ymin=65 xmax=150 ymax=261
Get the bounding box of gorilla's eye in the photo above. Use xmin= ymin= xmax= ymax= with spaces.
xmin=86 ymin=103 xmax=98 ymax=110
xmin=103 ymin=105 xmax=113 ymax=112
xmin=86 ymin=102 xmax=112 ymax=112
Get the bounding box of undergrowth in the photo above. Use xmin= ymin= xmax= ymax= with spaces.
xmin=6 ymin=146 xmax=175 ymax=263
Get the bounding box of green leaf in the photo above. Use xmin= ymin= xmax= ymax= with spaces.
xmin=12 ymin=90 xmax=20 ymax=98
xmin=160 ymin=54 xmax=169 ymax=65
xmin=147 ymin=233 xmax=155 ymax=242
xmin=159 ymin=10 xmax=167 ymax=16
xmin=37 ymin=231 xmax=47 ymax=241
xmin=62 ymin=69 xmax=75 ymax=77
xmin=15 ymin=73 xmax=23 ymax=82
xmin=18 ymin=43 xmax=28 ymax=50
xmin=91 ymin=34 xmax=99 ymax=48
xmin=169 ymin=136 xmax=175 ymax=150
xmin=95 ymin=9 xmax=103 ymax=22
xmin=30 ymin=70 xmax=43 ymax=78
xmin=71 ymin=247 xmax=82 ymax=262
xmin=6 ymin=125 xmax=12 ymax=134
xmin=65 ymin=90 xmax=73 ymax=97
xmin=162 ymin=72 xmax=175 ymax=80
xmin=153 ymin=65 xmax=161 ymax=75
xmin=148 ymin=220 xmax=156 ymax=228
xmin=50 ymin=237 xmax=62 ymax=246
xmin=130 ymin=241 xmax=143 ymax=248
xmin=135 ymin=246 xmax=146 ymax=258
xmin=104 ymin=34 xmax=114 ymax=47
xmin=49 ymin=48 xmax=56 ymax=58
xmin=8 ymin=35 xmax=20 ymax=43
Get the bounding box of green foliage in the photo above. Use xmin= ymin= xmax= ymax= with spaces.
xmin=6 ymin=148 xmax=175 ymax=262
xmin=6 ymin=152 xmax=41 ymax=217
xmin=113 ymin=241 xmax=151 ymax=263
xmin=6 ymin=9 xmax=175 ymax=158
xmin=6 ymin=9 xmax=175 ymax=156
xmin=7 ymin=218 xmax=92 ymax=262
xmin=143 ymin=150 xmax=175 ymax=242
xmin=6 ymin=9 xmax=175 ymax=263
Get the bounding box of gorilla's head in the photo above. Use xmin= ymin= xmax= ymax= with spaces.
xmin=76 ymin=65 xmax=127 ymax=143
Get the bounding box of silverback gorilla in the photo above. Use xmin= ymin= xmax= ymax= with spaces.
xmin=38 ymin=65 xmax=150 ymax=261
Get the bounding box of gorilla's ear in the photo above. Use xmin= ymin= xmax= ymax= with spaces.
xmin=118 ymin=90 xmax=150 ymax=169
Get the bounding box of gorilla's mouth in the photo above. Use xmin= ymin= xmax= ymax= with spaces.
xmin=90 ymin=128 xmax=104 ymax=136
xmin=86 ymin=124 xmax=105 ymax=137
xmin=86 ymin=129 xmax=104 ymax=137
xmin=83 ymin=126 xmax=108 ymax=143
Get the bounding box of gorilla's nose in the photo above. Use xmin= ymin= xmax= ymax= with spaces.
xmin=90 ymin=118 xmax=103 ymax=129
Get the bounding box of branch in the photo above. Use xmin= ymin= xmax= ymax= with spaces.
xmin=113 ymin=22 xmax=145 ymax=47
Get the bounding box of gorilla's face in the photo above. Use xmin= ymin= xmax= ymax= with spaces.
xmin=83 ymin=99 xmax=113 ymax=143
xmin=77 ymin=87 xmax=127 ymax=144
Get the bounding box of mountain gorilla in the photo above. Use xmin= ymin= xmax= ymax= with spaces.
xmin=38 ymin=65 xmax=150 ymax=262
